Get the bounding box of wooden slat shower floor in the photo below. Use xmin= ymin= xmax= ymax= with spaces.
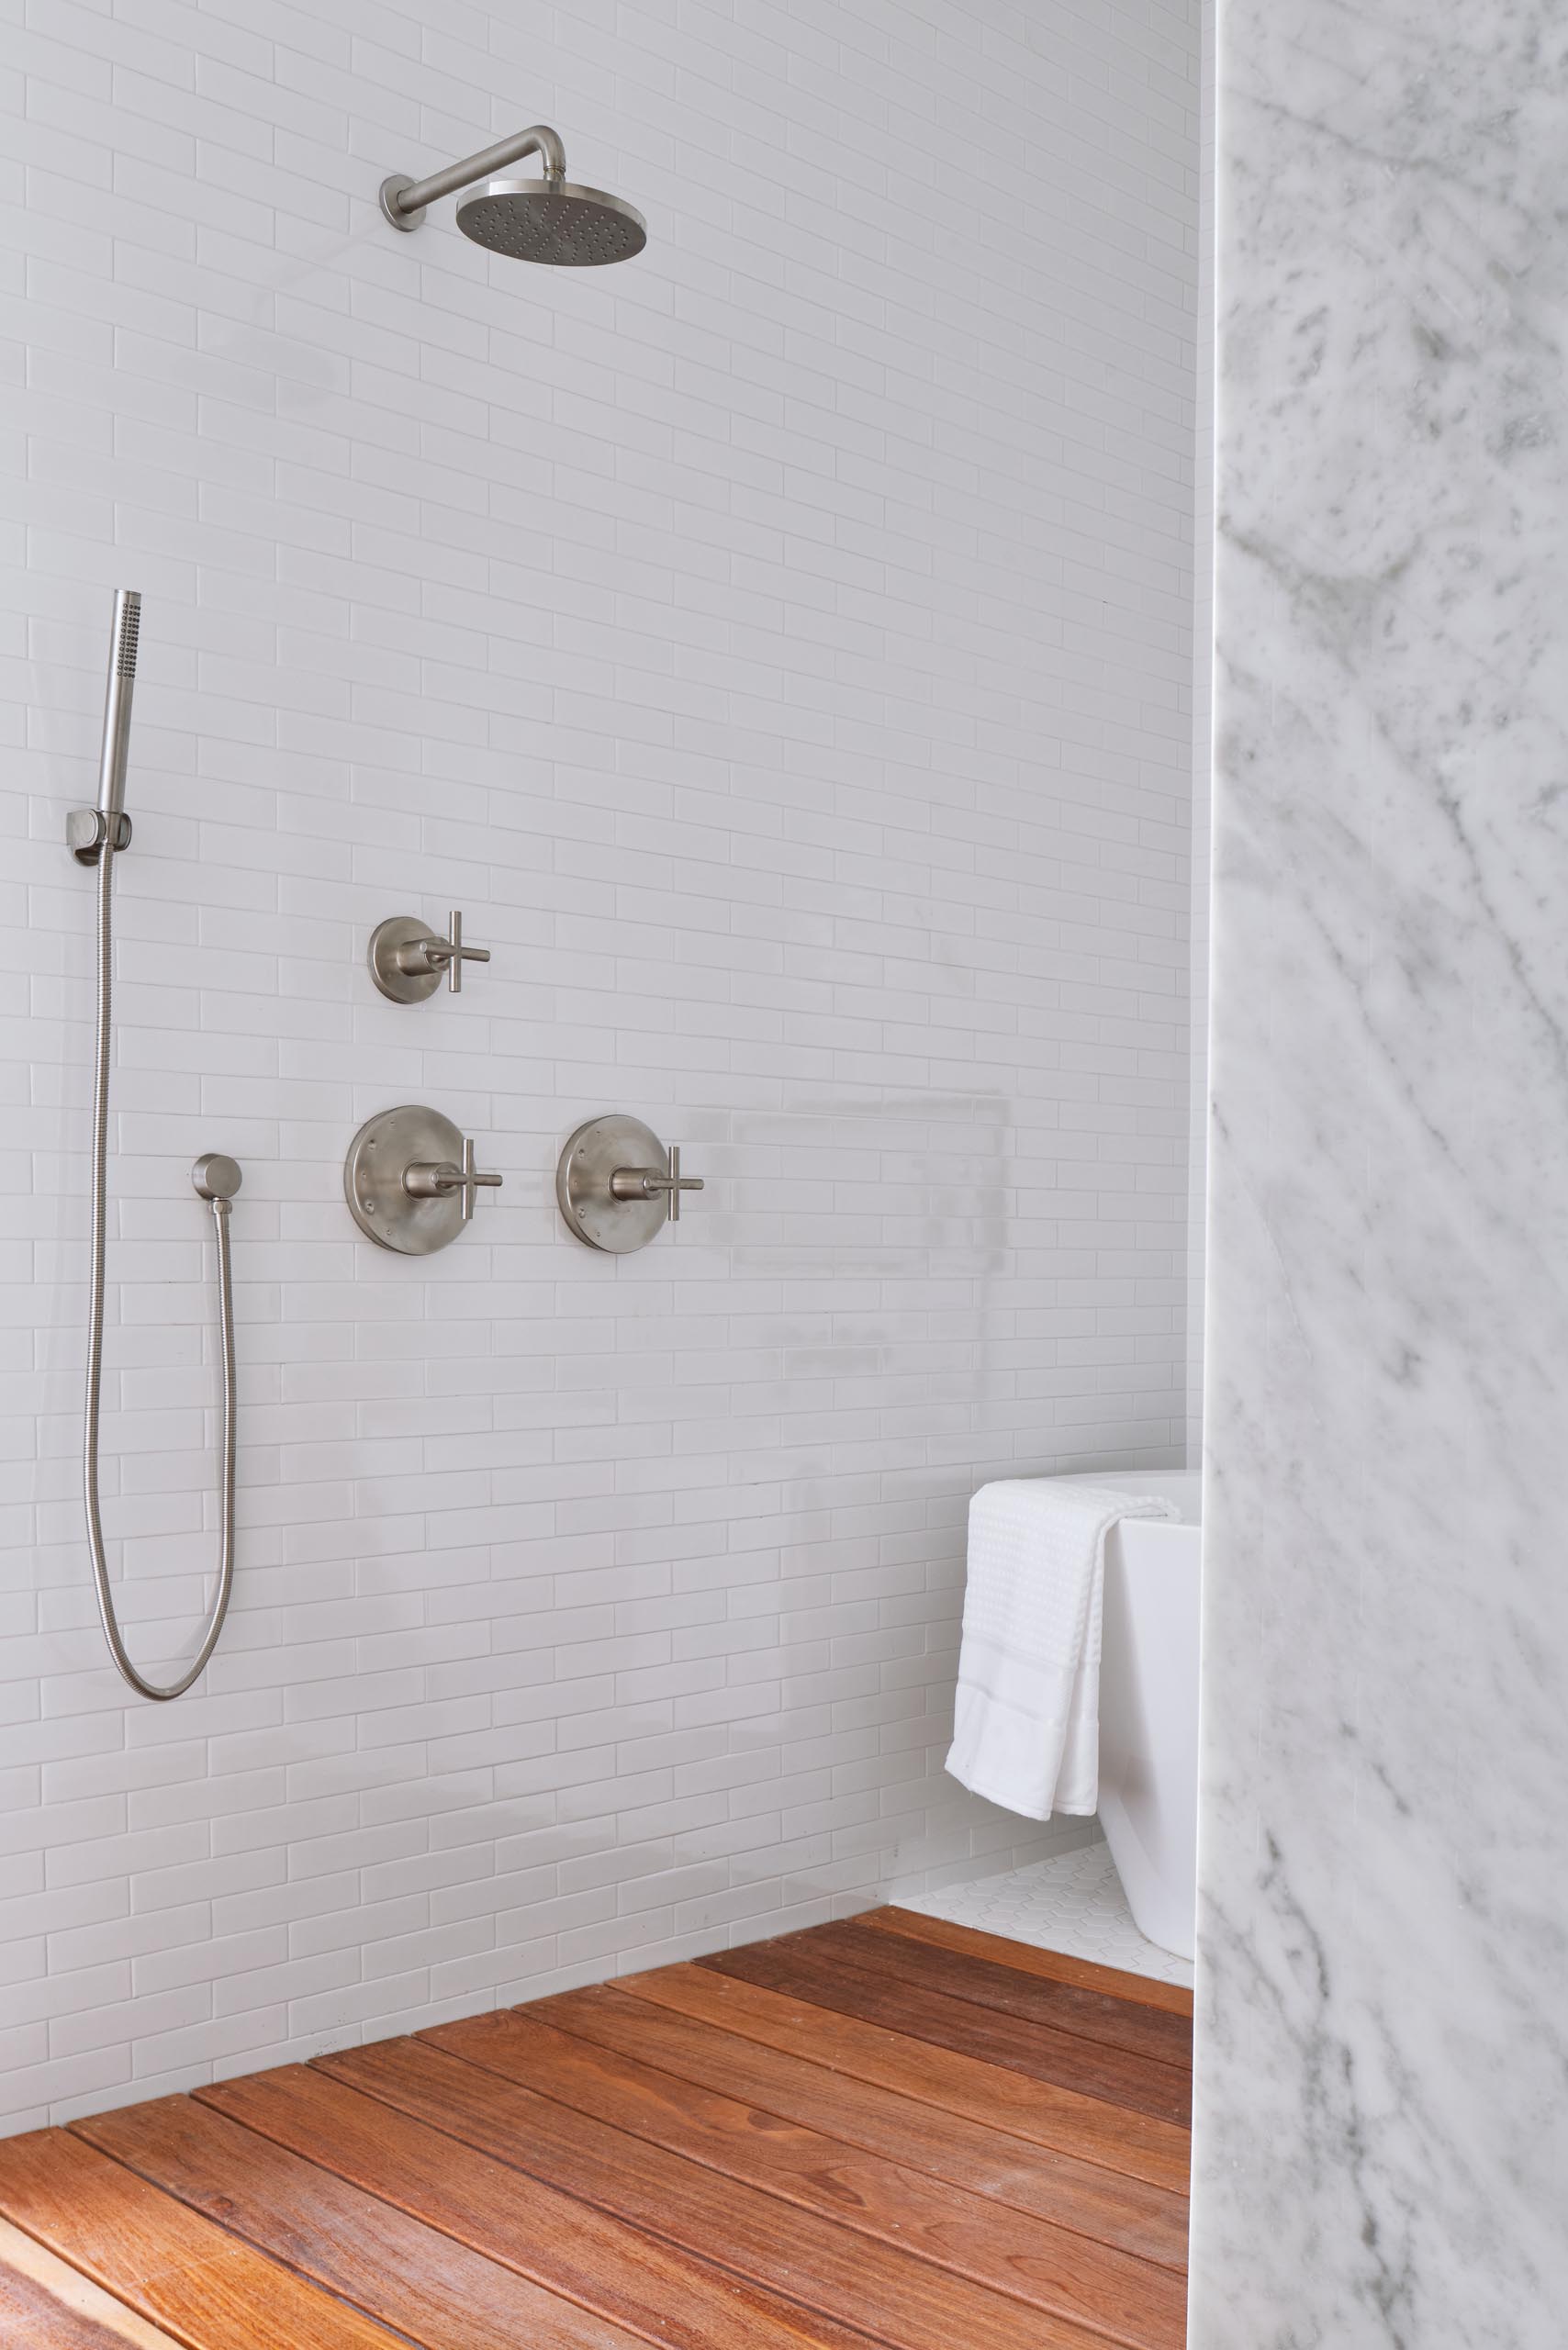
xmin=0 ymin=1908 xmax=1192 ymax=2350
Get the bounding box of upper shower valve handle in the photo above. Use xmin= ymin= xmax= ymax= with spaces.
xmin=380 ymin=125 xmax=568 ymax=231
xmin=369 ymin=912 xmax=490 ymax=1003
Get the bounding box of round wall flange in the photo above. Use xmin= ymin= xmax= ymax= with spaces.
xmin=557 ymin=1113 xmax=670 ymax=1253
xmin=192 ymin=1152 xmax=242 ymax=1203
xmin=345 ymin=1103 xmax=465 ymax=1255
xmin=380 ymin=173 xmax=423 ymax=231
xmin=368 ymin=915 xmax=443 ymax=1004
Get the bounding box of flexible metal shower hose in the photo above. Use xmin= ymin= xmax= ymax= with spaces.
xmin=84 ymin=834 xmax=237 ymax=1700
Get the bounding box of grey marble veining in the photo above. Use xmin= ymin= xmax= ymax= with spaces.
xmin=1192 ymin=0 xmax=1568 ymax=2340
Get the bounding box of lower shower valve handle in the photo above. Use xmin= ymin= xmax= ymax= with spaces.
xmin=345 ymin=1106 xmax=503 ymax=1254
xmin=404 ymin=1136 xmax=504 ymax=1221
xmin=610 ymin=1145 xmax=704 ymax=1222
xmin=557 ymin=1115 xmax=705 ymax=1251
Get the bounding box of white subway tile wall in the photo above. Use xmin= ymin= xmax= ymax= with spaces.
xmin=1 ymin=0 xmax=1202 ymax=2130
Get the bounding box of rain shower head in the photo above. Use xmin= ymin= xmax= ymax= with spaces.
xmin=455 ymin=179 xmax=646 ymax=267
xmin=380 ymin=125 xmax=646 ymax=266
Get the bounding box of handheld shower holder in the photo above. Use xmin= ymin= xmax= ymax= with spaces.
xmin=68 ymin=808 xmax=133 ymax=864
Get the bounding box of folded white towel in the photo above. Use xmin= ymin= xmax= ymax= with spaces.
xmin=946 ymin=1479 xmax=1178 ymax=1819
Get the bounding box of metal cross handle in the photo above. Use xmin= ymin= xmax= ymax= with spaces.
xmin=397 ymin=911 xmax=491 ymax=993
xmin=404 ymin=1136 xmax=504 ymax=1221
xmin=610 ymin=1144 xmax=705 ymax=1223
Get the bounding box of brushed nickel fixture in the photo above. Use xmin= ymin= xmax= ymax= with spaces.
xmin=345 ymin=1104 xmax=503 ymax=1255
xmin=193 ymin=1153 xmax=244 ymax=1203
xmin=73 ymin=589 xmax=247 ymax=1701
xmin=556 ymin=1113 xmax=703 ymax=1253
xmin=379 ymin=125 xmax=645 ymax=266
xmin=68 ymin=585 xmax=139 ymax=863
xmin=368 ymin=911 xmax=490 ymax=1003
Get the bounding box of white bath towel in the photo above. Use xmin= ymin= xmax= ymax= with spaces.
xmin=946 ymin=1480 xmax=1179 ymax=1819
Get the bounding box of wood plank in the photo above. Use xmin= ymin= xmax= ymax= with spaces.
xmin=531 ymin=1985 xmax=1189 ymax=2274
xmin=860 ymin=1909 xmax=1195 ymax=2020
xmin=426 ymin=2002 xmax=1186 ymax=2350
xmin=796 ymin=1921 xmax=1192 ymax=2069
xmin=73 ymin=2094 xmax=643 ymax=2350
xmin=0 ymin=2130 xmax=402 ymax=2350
xmin=317 ymin=2032 xmax=1113 ymax=2350
xmin=0 ymin=1907 xmax=1192 ymax=2350
xmin=622 ymin=1964 xmax=1191 ymax=2196
xmin=200 ymin=2063 xmax=865 ymax=2350
xmin=0 ymin=2266 xmax=156 ymax=2350
xmin=696 ymin=1939 xmax=1192 ymax=2128
xmin=0 ymin=2217 xmax=186 ymax=2350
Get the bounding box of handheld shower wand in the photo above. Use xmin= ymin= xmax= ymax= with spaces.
xmin=67 ymin=588 xmax=140 ymax=865
xmin=97 ymin=585 xmax=140 ymax=829
xmin=71 ymin=590 xmax=244 ymax=1700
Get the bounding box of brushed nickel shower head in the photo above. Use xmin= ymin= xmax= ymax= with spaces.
xmin=379 ymin=124 xmax=646 ymax=266
xmin=455 ymin=179 xmax=646 ymax=266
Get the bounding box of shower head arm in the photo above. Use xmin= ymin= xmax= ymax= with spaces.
xmin=381 ymin=126 xmax=567 ymax=231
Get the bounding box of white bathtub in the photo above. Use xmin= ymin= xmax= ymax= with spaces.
xmin=1061 ymin=1469 xmax=1202 ymax=1961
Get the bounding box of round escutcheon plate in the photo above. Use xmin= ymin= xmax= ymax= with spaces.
xmin=345 ymin=1103 xmax=465 ymax=1255
xmin=368 ymin=915 xmax=443 ymax=1004
xmin=556 ymin=1113 xmax=668 ymax=1253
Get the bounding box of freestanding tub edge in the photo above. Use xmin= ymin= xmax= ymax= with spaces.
xmin=1061 ymin=1468 xmax=1201 ymax=1961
